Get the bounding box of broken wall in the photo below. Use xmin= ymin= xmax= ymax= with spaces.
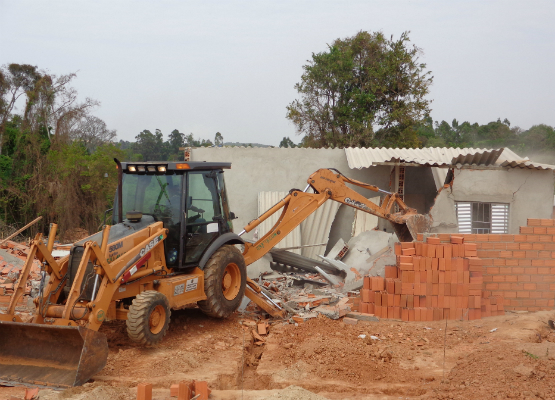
xmin=429 ymin=168 xmax=554 ymax=234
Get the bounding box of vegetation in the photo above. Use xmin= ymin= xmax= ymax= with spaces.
xmin=0 ymin=63 xmax=123 ymax=237
xmin=416 ymin=117 xmax=555 ymax=164
xmin=287 ymin=31 xmax=433 ymax=148
xmin=2 ymin=51 xmax=554 ymax=238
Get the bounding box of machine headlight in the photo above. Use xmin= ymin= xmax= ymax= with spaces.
xmin=137 ymin=166 xmax=146 ymax=172
xmin=147 ymin=166 xmax=156 ymax=172
xmin=157 ymin=166 xmax=167 ymax=172
xmin=128 ymin=166 xmax=136 ymax=172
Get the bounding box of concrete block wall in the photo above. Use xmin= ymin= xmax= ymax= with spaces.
xmin=420 ymin=218 xmax=555 ymax=312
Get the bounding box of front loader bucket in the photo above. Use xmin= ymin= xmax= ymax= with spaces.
xmin=0 ymin=321 xmax=108 ymax=388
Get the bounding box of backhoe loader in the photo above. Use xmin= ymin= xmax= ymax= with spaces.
xmin=0 ymin=160 xmax=431 ymax=388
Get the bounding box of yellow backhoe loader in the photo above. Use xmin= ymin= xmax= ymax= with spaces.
xmin=0 ymin=160 xmax=431 ymax=388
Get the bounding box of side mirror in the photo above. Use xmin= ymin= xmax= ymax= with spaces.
xmin=229 ymin=212 xmax=238 ymax=220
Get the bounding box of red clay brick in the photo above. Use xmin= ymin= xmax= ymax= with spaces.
xmin=137 ymin=383 xmax=153 ymax=400
xmin=533 ymin=227 xmax=547 ymax=235
xmin=517 ymin=291 xmax=530 ymax=298
xmin=520 ymin=242 xmax=533 ymax=250
xmin=540 ymin=219 xmax=554 ymax=226
xmin=528 ymin=218 xmax=542 ymax=226
xmin=520 ymin=226 xmax=534 ymax=234
xmin=518 ymin=259 xmax=532 ymax=267
xmin=193 ymin=381 xmax=211 ymax=400
xmin=539 ymin=235 xmax=553 ymax=242
xmin=499 ymin=235 xmax=514 ymax=242
xmin=532 ymin=259 xmax=545 ymax=267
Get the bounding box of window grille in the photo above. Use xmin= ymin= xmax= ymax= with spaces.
xmin=455 ymin=202 xmax=509 ymax=234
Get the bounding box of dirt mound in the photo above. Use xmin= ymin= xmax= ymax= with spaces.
xmin=259 ymin=385 xmax=330 ymax=399
xmin=38 ymin=384 xmax=133 ymax=400
xmin=430 ymin=344 xmax=555 ymax=399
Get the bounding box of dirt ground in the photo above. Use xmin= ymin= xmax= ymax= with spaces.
xmin=3 ymin=308 xmax=555 ymax=400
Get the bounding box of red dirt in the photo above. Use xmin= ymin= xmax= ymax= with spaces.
xmin=2 ymin=309 xmax=555 ymax=399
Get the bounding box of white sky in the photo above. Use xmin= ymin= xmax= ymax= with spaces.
xmin=1 ymin=0 xmax=554 ymax=146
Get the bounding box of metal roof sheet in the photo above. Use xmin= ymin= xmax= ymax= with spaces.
xmin=345 ymin=147 xmax=555 ymax=170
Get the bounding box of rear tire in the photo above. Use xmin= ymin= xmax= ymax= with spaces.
xmin=126 ymin=290 xmax=171 ymax=346
xmin=198 ymin=245 xmax=246 ymax=318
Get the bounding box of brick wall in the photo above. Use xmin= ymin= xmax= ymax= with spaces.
xmin=420 ymin=218 xmax=555 ymax=312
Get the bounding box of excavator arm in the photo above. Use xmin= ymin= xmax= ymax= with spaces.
xmin=241 ymin=168 xmax=431 ymax=267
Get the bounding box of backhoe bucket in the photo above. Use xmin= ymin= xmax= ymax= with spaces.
xmin=393 ymin=214 xmax=432 ymax=242
xmin=0 ymin=321 xmax=108 ymax=388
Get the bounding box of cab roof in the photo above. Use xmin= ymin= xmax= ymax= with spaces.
xmin=121 ymin=161 xmax=231 ymax=172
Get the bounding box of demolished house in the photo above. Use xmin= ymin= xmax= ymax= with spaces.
xmin=191 ymin=146 xmax=555 ymax=319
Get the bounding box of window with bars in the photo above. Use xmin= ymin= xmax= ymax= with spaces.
xmin=455 ymin=202 xmax=509 ymax=234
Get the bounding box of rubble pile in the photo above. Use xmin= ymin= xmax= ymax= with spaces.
xmin=358 ymin=235 xmax=505 ymax=321
xmin=0 ymin=241 xmax=40 ymax=309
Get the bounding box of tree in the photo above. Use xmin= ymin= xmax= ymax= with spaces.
xmin=70 ymin=115 xmax=117 ymax=153
xmin=214 ymin=132 xmax=223 ymax=146
xmin=133 ymin=129 xmax=165 ymax=161
xmin=287 ymin=31 xmax=433 ymax=148
xmin=279 ymin=137 xmax=297 ymax=148
xmin=165 ymin=129 xmax=185 ymax=160
xmin=200 ymin=139 xmax=213 ymax=147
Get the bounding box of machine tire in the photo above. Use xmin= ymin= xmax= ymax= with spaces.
xmin=198 ymin=245 xmax=246 ymax=318
xmin=126 ymin=290 xmax=171 ymax=346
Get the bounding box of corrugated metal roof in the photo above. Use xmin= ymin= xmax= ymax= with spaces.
xmin=345 ymin=147 xmax=555 ymax=170
xmin=258 ymin=192 xmax=301 ymax=254
xmin=497 ymin=148 xmax=555 ymax=170
xmin=351 ymin=196 xmax=380 ymax=237
xmin=300 ymin=200 xmax=340 ymax=260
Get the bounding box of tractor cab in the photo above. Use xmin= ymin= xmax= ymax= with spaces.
xmin=113 ymin=161 xmax=236 ymax=269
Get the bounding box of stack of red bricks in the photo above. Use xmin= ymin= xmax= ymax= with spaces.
xmin=359 ymin=236 xmax=505 ymax=321
xmin=416 ymin=218 xmax=555 ymax=312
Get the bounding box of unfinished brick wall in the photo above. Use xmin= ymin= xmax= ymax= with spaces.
xmin=419 ymin=218 xmax=555 ymax=312
xmin=358 ymin=237 xmax=504 ymax=321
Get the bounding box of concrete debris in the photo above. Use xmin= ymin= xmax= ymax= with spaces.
xmin=269 ymin=248 xmax=346 ymax=278
xmin=325 ymin=238 xmax=348 ymax=260
xmin=345 ymin=311 xmax=379 ymax=322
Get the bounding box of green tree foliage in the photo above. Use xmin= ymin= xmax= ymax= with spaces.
xmin=0 ymin=63 xmax=120 ymax=237
xmin=133 ymin=129 xmax=165 ymax=161
xmin=415 ymin=118 xmax=555 ymax=164
xmin=279 ymin=137 xmax=297 ymax=148
xmin=165 ymin=129 xmax=185 ymax=160
xmin=214 ymin=132 xmax=223 ymax=146
xmin=287 ymin=31 xmax=433 ymax=148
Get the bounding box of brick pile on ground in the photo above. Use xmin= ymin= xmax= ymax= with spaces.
xmin=359 ymin=236 xmax=505 ymax=321
xmin=419 ymin=218 xmax=555 ymax=312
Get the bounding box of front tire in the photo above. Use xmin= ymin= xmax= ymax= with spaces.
xmin=126 ymin=290 xmax=171 ymax=346
xmin=198 ymin=245 xmax=246 ymax=318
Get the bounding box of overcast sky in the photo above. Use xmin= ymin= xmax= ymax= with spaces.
xmin=1 ymin=1 xmax=554 ymax=146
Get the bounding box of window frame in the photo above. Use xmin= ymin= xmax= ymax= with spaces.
xmin=455 ymin=201 xmax=509 ymax=234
